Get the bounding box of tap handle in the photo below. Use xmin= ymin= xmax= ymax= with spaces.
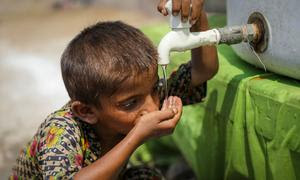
xmin=165 ymin=0 xmax=191 ymax=29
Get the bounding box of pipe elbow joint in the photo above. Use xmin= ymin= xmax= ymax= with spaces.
xmin=157 ymin=30 xmax=191 ymax=65
xmin=157 ymin=31 xmax=186 ymax=65
xmin=157 ymin=32 xmax=173 ymax=65
xmin=157 ymin=29 xmax=220 ymax=65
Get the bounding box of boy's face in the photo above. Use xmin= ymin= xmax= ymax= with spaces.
xmin=94 ymin=68 xmax=160 ymax=135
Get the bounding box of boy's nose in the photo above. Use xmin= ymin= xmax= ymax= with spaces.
xmin=144 ymin=95 xmax=159 ymax=113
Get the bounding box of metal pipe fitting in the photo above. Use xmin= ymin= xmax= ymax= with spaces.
xmin=217 ymin=24 xmax=260 ymax=45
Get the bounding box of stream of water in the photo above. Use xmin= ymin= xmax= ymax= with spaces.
xmin=161 ymin=64 xmax=168 ymax=99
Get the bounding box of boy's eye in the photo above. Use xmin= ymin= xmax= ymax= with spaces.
xmin=119 ymin=98 xmax=139 ymax=111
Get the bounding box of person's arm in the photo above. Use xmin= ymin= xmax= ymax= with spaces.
xmin=190 ymin=10 xmax=219 ymax=87
xmin=74 ymin=127 xmax=141 ymax=180
xmin=74 ymin=96 xmax=182 ymax=180
xmin=157 ymin=0 xmax=218 ymax=87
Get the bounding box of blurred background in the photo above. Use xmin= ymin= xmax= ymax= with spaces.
xmin=0 ymin=0 xmax=225 ymax=177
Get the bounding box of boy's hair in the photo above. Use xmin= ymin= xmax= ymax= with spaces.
xmin=61 ymin=21 xmax=158 ymax=107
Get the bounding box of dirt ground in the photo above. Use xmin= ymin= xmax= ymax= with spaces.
xmin=0 ymin=3 xmax=164 ymax=176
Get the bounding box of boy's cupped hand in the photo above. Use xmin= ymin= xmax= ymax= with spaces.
xmin=133 ymin=96 xmax=183 ymax=142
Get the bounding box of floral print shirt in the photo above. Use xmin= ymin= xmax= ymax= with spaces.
xmin=10 ymin=62 xmax=206 ymax=179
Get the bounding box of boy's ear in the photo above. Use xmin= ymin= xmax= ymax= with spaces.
xmin=71 ymin=101 xmax=98 ymax=125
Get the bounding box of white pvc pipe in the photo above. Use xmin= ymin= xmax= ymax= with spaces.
xmin=157 ymin=28 xmax=221 ymax=65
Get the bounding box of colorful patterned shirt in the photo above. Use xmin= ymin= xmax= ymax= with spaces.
xmin=10 ymin=62 xmax=206 ymax=179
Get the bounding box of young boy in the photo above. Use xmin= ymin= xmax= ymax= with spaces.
xmin=10 ymin=7 xmax=218 ymax=180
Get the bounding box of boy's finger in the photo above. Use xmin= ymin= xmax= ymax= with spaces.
xmin=157 ymin=113 xmax=181 ymax=131
xmin=143 ymin=109 xmax=176 ymax=122
xmin=172 ymin=96 xmax=176 ymax=107
xmin=159 ymin=109 xmax=176 ymax=122
xmin=170 ymin=96 xmax=183 ymax=117
xmin=168 ymin=96 xmax=173 ymax=109
xmin=173 ymin=96 xmax=183 ymax=117
xmin=172 ymin=0 xmax=181 ymax=16
xmin=161 ymin=99 xmax=168 ymax=111
xmin=163 ymin=96 xmax=182 ymax=114
xmin=173 ymin=96 xmax=182 ymax=107
xmin=158 ymin=96 xmax=183 ymax=128
xmin=181 ymin=0 xmax=191 ymax=22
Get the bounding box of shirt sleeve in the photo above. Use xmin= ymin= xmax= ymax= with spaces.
xmin=37 ymin=117 xmax=84 ymax=179
xmin=159 ymin=61 xmax=207 ymax=106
